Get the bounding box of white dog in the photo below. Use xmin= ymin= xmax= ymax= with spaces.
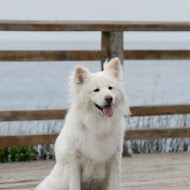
xmin=35 ymin=57 xmax=131 ymax=190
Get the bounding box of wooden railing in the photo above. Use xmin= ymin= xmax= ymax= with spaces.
xmin=0 ymin=21 xmax=190 ymax=148
xmin=0 ymin=105 xmax=190 ymax=147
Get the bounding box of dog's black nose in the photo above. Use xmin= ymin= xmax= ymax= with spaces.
xmin=105 ymin=95 xmax=113 ymax=104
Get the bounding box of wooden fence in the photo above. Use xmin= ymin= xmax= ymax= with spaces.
xmin=0 ymin=21 xmax=190 ymax=148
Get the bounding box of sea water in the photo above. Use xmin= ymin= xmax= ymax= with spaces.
xmin=1 ymin=60 xmax=190 ymax=110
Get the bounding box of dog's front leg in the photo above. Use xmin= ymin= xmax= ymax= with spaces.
xmin=107 ymin=155 xmax=120 ymax=190
xmin=68 ymin=159 xmax=81 ymax=190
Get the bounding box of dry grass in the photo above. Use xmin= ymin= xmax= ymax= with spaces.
xmin=125 ymin=114 xmax=190 ymax=155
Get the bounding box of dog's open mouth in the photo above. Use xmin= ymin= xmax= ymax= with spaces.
xmin=95 ymin=104 xmax=114 ymax=117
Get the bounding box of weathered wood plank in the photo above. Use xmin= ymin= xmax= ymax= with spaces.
xmin=1 ymin=21 xmax=190 ymax=31
xmin=124 ymin=50 xmax=190 ymax=60
xmin=0 ymin=109 xmax=67 ymax=121
xmin=0 ymin=153 xmax=190 ymax=189
xmin=0 ymin=51 xmax=101 ymax=61
xmin=1 ymin=50 xmax=190 ymax=61
xmin=125 ymin=127 xmax=190 ymax=140
xmin=130 ymin=104 xmax=190 ymax=116
xmin=101 ymin=32 xmax=124 ymax=69
xmin=101 ymin=32 xmax=110 ymax=69
xmin=0 ymin=133 xmax=58 ymax=147
xmin=0 ymin=105 xmax=190 ymax=122
xmin=1 ymin=126 xmax=190 ymax=147
xmin=121 ymin=153 xmax=190 ymax=190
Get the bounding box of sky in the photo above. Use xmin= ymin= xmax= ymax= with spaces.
xmin=0 ymin=0 xmax=190 ymax=21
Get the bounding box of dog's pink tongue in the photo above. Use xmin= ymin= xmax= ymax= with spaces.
xmin=103 ymin=107 xmax=114 ymax=117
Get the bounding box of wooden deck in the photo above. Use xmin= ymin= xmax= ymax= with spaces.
xmin=0 ymin=152 xmax=190 ymax=190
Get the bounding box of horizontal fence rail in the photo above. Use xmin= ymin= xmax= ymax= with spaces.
xmin=0 ymin=51 xmax=102 ymax=61
xmin=0 ymin=109 xmax=67 ymax=121
xmin=0 ymin=134 xmax=58 ymax=147
xmin=1 ymin=50 xmax=190 ymax=61
xmin=1 ymin=127 xmax=190 ymax=147
xmin=0 ymin=104 xmax=190 ymax=147
xmin=131 ymin=104 xmax=190 ymax=116
xmin=0 ymin=105 xmax=190 ymax=121
xmin=125 ymin=127 xmax=190 ymax=140
xmin=1 ymin=21 xmax=190 ymax=31
xmin=124 ymin=50 xmax=190 ymax=60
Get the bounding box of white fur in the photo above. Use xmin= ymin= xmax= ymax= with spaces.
xmin=35 ymin=57 xmax=131 ymax=190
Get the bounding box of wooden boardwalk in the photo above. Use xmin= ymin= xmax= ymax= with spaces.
xmin=0 ymin=152 xmax=190 ymax=190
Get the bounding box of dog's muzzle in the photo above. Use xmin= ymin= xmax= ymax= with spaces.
xmin=95 ymin=103 xmax=114 ymax=117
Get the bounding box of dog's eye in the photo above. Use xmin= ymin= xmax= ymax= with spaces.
xmin=108 ymin=86 xmax=113 ymax=90
xmin=93 ymin=88 xmax=100 ymax=92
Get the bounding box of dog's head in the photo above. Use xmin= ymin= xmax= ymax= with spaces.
xmin=71 ymin=57 xmax=131 ymax=118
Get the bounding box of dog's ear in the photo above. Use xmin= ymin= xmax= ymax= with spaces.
xmin=74 ymin=65 xmax=89 ymax=85
xmin=104 ymin=57 xmax=123 ymax=81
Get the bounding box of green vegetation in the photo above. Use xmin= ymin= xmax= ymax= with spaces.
xmin=0 ymin=146 xmax=38 ymax=162
xmin=0 ymin=145 xmax=54 ymax=162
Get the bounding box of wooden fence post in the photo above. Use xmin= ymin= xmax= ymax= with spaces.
xmin=101 ymin=31 xmax=124 ymax=70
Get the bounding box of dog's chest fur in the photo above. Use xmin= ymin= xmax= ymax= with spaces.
xmin=79 ymin=150 xmax=108 ymax=190
xmin=76 ymin=122 xmax=120 ymax=162
xmin=81 ymin=155 xmax=106 ymax=182
xmin=74 ymin=124 xmax=121 ymax=184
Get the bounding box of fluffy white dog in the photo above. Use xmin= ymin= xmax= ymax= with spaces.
xmin=35 ymin=57 xmax=131 ymax=190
